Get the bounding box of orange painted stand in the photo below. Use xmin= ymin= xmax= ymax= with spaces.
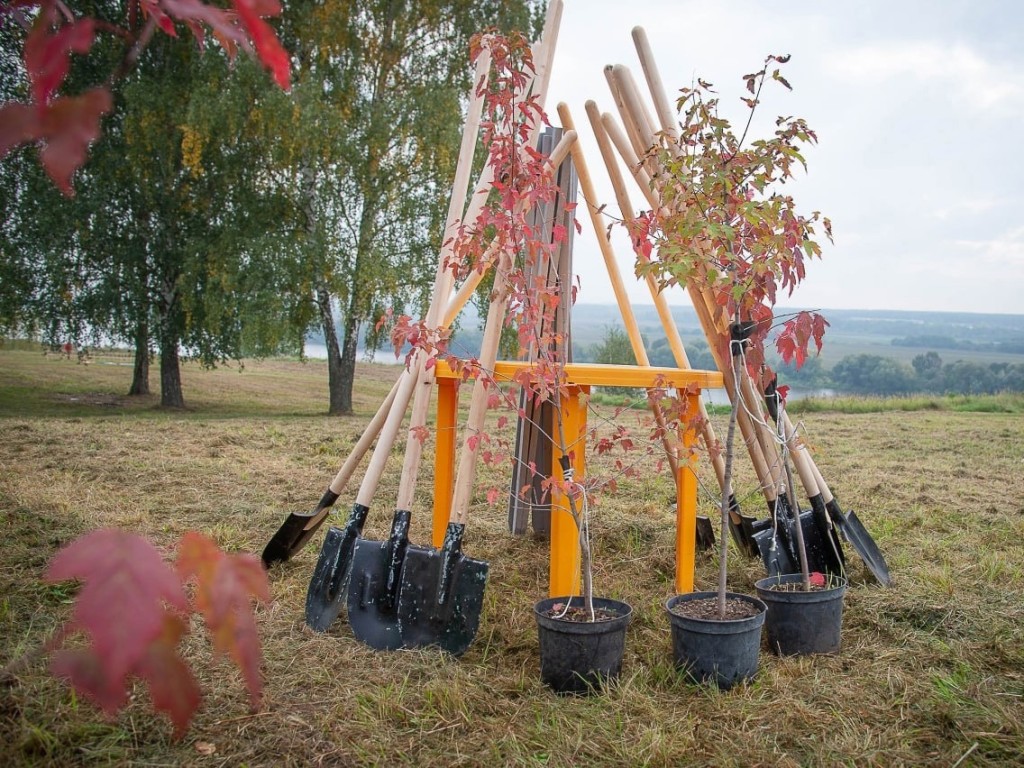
xmin=432 ymin=361 xmax=723 ymax=596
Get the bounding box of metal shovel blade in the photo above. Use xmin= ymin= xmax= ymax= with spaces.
xmin=396 ymin=523 xmax=488 ymax=656
xmin=828 ymin=503 xmax=892 ymax=586
xmin=696 ymin=515 xmax=715 ymax=551
xmin=304 ymin=503 xmax=369 ymax=632
xmin=347 ymin=510 xmax=411 ymax=650
xmin=752 ymin=524 xmax=798 ymax=576
xmin=261 ymin=490 xmax=340 ymax=568
xmin=753 ymin=504 xmax=844 ymax=578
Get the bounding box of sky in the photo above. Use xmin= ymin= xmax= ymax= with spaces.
xmin=540 ymin=0 xmax=1024 ymax=315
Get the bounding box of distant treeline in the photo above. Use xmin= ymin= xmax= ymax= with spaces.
xmin=892 ymin=335 xmax=1024 ymax=355
xmin=584 ymin=329 xmax=1024 ymax=397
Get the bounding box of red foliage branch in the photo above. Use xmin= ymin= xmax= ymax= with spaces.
xmin=0 ymin=0 xmax=291 ymax=194
xmin=634 ymin=55 xmax=833 ymax=390
xmin=44 ymin=528 xmax=269 ymax=737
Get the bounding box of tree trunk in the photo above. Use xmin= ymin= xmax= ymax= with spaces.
xmin=338 ymin=309 xmax=360 ymax=415
xmin=128 ymin=319 xmax=150 ymax=396
xmin=316 ymin=283 xmax=350 ymax=415
xmin=159 ymin=329 xmax=185 ymax=409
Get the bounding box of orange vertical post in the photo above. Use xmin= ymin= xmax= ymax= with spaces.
xmin=433 ymin=376 xmax=458 ymax=547
xmin=550 ymin=385 xmax=588 ymax=597
xmin=675 ymin=391 xmax=700 ymax=593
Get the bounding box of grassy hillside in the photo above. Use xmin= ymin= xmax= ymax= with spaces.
xmin=1 ymin=350 xmax=1022 ymax=766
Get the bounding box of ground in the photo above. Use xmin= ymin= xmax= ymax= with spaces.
xmin=0 ymin=349 xmax=1022 ymax=766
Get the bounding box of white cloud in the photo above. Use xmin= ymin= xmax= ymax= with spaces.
xmin=930 ymin=197 xmax=1007 ymax=220
xmin=955 ymin=226 xmax=1024 ymax=267
xmin=826 ymin=41 xmax=1024 ymax=111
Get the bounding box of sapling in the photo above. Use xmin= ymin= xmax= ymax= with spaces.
xmin=633 ymin=54 xmax=832 ymax=616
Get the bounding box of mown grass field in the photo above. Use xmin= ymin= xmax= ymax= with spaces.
xmin=1 ymin=349 xmax=1022 ymax=766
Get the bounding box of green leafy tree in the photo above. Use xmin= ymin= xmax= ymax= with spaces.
xmin=912 ymin=350 xmax=943 ymax=392
xmin=591 ymin=324 xmax=641 ymax=397
xmin=831 ymin=354 xmax=915 ymax=395
xmin=269 ymin=0 xmax=542 ymax=415
xmin=1 ymin=2 xmax=297 ymax=405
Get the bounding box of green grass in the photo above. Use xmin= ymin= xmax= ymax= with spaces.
xmin=790 ymin=391 xmax=1024 ymax=415
xmin=1 ymin=349 xmax=1023 ymax=766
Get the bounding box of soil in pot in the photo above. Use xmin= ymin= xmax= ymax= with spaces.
xmin=755 ymin=573 xmax=847 ymax=656
xmin=534 ymin=596 xmax=632 ymax=695
xmin=665 ymin=592 xmax=766 ymax=690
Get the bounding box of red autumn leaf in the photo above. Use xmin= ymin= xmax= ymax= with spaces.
xmin=24 ymin=4 xmax=96 ymax=106
xmin=135 ymin=615 xmax=202 ymax=737
xmin=49 ymin=646 xmax=130 ymax=716
xmin=233 ymin=0 xmax=291 ymax=91
xmin=809 ymin=571 xmax=826 ymax=587
xmin=0 ymin=102 xmax=39 ymax=158
xmin=45 ymin=529 xmax=189 ymax=681
xmin=176 ymin=532 xmax=269 ymax=709
xmin=486 ymin=486 xmax=500 ymax=505
xmin=38 ymin=88 xmax=113 ymax=194
xmin=45 ymin=529 xmax=195 ymax=729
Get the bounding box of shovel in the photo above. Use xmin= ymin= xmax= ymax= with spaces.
xmin=803 ymin=443 xmax=892 ymax=586
xmin=579 ymin=95 xmax=760 ymax=558
xmin=261 ymin=378 xmax=401 ymax=568
xmin=304 ymin=367 xmax=421 ymax=631
xmin=304 ymin=48 xmax=499 ymax=633
xmin=763 ymin=379 xmax=846 ymax=575
xmin=394 ymin=250 xmax=515 ymax=656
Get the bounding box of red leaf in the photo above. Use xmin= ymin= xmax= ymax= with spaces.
xmin=486 ymin=487 xmax=500 ymax=505
xmin=176 ymin=533 xmax=269 ymax=709
xmin=809 ymin=571 xmax=826 ymax=587
xmin=233 ymin=0 xmax=291 ymax=91
xmin=0 ymin=102 xmax=39 ymax=159
xmin=50 ymin=646 xmax=130 ymax=716
xmin=37 ymin=87 xmax=113 ymax=195
xmin=46 ymin=529 xmax=189 ymax=686
xmin=24 ymin=5 xmax=96 ymax=106
xmin=135 ymin=615 xmax=202 ymax=737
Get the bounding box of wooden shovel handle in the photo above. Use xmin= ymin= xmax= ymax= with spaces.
xmin=326 ymin=376 xmax=401 ymax=497
xmin=396 ymin=52 xmax=491 ymax=510
xmin=449 ymin=256 xmax=512 ymax=525
xmin=558 ymin=102 xmax=678 ymax=474
xmin=448 ymin=131 xmax=576 ymax=525
xmin=631 ymin=27 xmax=679 ymax=143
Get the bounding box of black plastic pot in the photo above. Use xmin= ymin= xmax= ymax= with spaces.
xmin=534 ymin=596 xmax=632 ymax=695
xmin=754 ymin=573 xmax=847 ymax=656
xmin=665 ymin=592 xmax=766 ymax=690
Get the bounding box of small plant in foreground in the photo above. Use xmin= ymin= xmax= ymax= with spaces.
xmin=3 ymin=529 xmax=269 ymax=737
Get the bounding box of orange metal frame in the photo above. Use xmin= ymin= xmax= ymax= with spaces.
xmin=432 ymin=361 xmax=723 ymax=596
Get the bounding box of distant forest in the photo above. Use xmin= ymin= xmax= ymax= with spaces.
xmin=414 ymin=305 xmax=1024 ymax=397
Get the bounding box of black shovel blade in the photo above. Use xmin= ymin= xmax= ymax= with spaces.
xmin=751 ymin=496 xmax=800 ymax=576
xmin=347 ymin=509 xmax=411 ymax=650
xmin=752 ymin=524 xmax=798 ymax=576
xmin=396 ymin=523 xmax=488 ymax=656
xmin=261 ymin=489 xmax=340 ymax=568
xmin=796 ymin=508 xmax=843 ymax=576
xmin=829 ymin=503 xmax=892 ymax=586
xmin=696 ymin=515 xmax=715 ymax=551
xmin=723 ymin=494 xmax=759 ymax=558
xmin=304 ymin=503 xmax=369 ymax=632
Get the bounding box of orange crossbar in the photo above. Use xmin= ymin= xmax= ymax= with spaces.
xmin=432 ymin=360 xmax=723 ymax=595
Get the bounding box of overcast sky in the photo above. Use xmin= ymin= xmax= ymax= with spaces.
xmin=541 ymin=0 xmax=1023 ymax=315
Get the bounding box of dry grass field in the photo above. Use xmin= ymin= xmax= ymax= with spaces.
xmin=1 ymin=349 xmax=1022 ymax=766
